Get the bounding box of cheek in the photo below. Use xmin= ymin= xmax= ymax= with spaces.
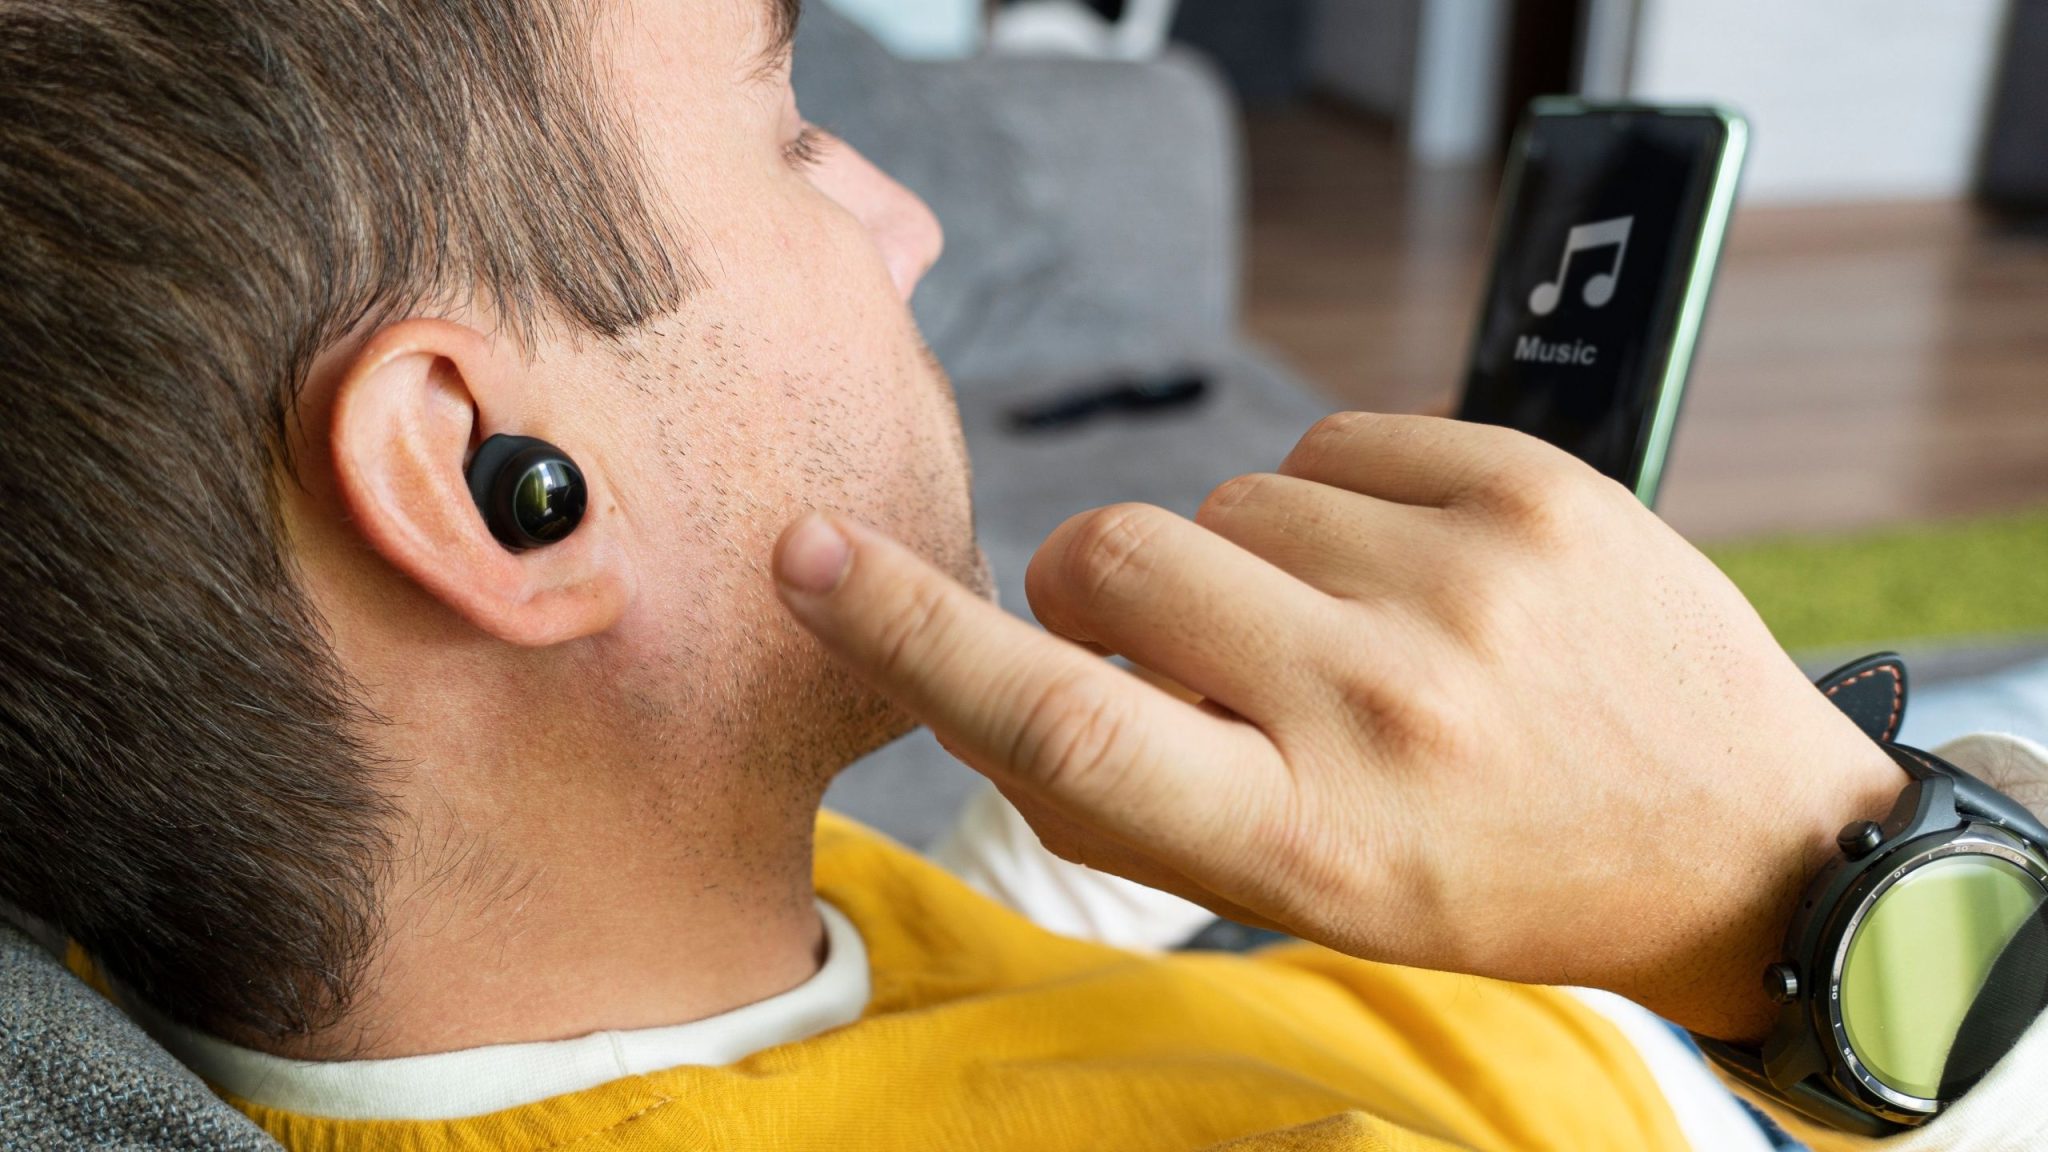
xmin=638 ymin=274 xmax=945 ymax=532
xmin=612 ymin=170 xmax=972 ymax=611
xmin=806 ymin=145 xmax=943 ymax=301
xmin=727 ymin=198 xmax=957 ymax=486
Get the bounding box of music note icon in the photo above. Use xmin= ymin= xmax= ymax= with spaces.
xmin=1528 ymin=215 xmax=1634 ymax=316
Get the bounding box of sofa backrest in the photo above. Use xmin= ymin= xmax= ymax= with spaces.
xmin=0 ymin=922 xmax=279 ymax=1151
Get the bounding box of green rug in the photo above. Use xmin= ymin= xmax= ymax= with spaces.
xmin=1704 ymin=507 xmax=2048 ymax=653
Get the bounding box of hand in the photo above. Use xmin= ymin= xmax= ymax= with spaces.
xmin=772 ymin=413 xmax=1904 ymax=1041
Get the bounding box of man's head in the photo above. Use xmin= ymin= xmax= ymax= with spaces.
xmin=0 ymin=0 xmax=977 ymax=1044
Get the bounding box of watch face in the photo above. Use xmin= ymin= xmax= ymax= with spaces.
xmin=1839 ymin=851 xmax=2048 ymax=1102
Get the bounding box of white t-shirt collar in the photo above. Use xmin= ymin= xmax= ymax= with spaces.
xmin=130 ymin=899 xmax=869 ymax=1122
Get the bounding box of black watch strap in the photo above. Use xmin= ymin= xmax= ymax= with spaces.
xmin=1882 ymin=743 xmax=2048 ymax=849
xmin=1694 ymin=1034 xmax=1902 ymax=1137
xmin=1816 ymin=652 xmax=1907 ymax=744
xmin=1818 ymin=652 xmax=2048 ymax=846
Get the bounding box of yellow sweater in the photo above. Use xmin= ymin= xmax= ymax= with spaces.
xmin=230 ymin=813 xmax=1689 ymax=1152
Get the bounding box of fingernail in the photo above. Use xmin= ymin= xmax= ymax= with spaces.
xmin=777 ymin=514 xmax=851 ymax=596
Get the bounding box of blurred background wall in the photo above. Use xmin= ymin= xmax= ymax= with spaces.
xmin=826 ymin=0 xmax=2039 ymax=203
xmin=1626 ymin=0 xmax=2009 ymax=202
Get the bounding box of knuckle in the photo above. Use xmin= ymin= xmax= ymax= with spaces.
xmin=1308 ymin=409 xmax=1371 ymax=440
xmin=1466 ymin=458 xmax=1589 ymax=547
xmin=1242 ymin=787 xmax=1397 ymax=941
xmin=1334 ymin=650 xmax=1468 ymax=764
xmin=1249 ymin=797 xmax=1332 ymax=896
xmin=1008 ymin=671 xmax=1136 ymax=797
xmin=1425 ymin=558 xmax=1531 ymax=663
xmin=1372 ymin=679 xmax=1471 ymax=763
xmin=1195 ymin=473 xmax=1278 ymax=526
xmin=1061 ymin=504 xmax=1169 ymax=605
xmin=1281 ymin=411 xmax=1371 ymax=476
xmin=868 ymin=578 xmax=950 ymax=680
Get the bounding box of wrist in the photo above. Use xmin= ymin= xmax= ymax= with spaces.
xmin=1695 ymin=721 xmax=1906 ymax=1044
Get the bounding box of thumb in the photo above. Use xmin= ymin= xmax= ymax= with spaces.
xmin=771 ymin=512 xmax=1276 ymax=851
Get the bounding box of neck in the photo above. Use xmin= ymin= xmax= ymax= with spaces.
xmin=273 ymin=758 xmax=830 ymax=1062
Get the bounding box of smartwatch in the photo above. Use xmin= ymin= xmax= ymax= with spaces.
xmin=1694 ymin=653 xmax=2048 ymax=1135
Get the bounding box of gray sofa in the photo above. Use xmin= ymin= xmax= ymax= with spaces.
xmin=0 ymin=923 xmax=279 ymax=1150
xmin=1 ymin=12 xmax=1334 ymax=1144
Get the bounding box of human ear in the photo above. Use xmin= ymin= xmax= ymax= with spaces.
xmin=328 ymin=319 xmax=632 ymax=647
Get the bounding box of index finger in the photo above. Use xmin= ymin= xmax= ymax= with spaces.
xmin=771 ymin=512 xmax=1282 ymax=851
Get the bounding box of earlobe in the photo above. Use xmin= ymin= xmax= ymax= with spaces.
xmin=328 ymin=319 xmax=631 ymax=647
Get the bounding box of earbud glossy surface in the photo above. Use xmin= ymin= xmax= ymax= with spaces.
xmin=465 ymin=434 xmax=587 ymax=551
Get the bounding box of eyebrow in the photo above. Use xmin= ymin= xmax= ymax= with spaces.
xmin=758 ymin=0 xmax=803 ymax=71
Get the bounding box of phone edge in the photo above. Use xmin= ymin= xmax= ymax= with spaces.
xmin=1631 ymin=108 xmax=1750 ymax=507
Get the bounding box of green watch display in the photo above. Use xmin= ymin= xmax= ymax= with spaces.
xmin=1840 ymin=847 xmax=2045 ymax=1103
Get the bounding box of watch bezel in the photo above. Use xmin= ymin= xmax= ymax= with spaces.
xmin=1816 ymin=823 xmax=2048 ymax=1119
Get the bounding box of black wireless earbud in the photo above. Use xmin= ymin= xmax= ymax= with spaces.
xmin=465 ymin=434 xmax=588 ymax=551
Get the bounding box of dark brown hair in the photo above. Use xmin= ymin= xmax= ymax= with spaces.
xmin=0 ymin=0 xmax=684 ymax=1040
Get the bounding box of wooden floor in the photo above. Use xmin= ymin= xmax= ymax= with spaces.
xmin=1243 ymin=105 xmax=2048 ymax=543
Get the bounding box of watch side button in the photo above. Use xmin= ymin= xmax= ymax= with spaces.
xmin=1837 ymin=820 xmax=1884 ymax=860
xmin=1763 ymin=963 xmax=1801 ymax=1004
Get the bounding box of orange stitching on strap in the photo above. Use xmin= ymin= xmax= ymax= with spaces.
xmin=1824 ymin=665 xmax=1904 ymax=741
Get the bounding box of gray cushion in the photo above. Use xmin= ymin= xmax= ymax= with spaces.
xmin=794 ymin=7 xmax=1242 ymax=389
xmin=794 ymin=7 xmax=1061 ymax=371
xmin=0 ymin=922 xmax=280 ymax=1150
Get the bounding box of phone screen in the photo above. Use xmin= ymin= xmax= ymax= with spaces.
xmin=1457 ymin=107 xmax=1734 ymax=493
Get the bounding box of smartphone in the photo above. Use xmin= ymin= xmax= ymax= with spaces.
xmin=1455 ymin=99 xmax=1747 ymax=506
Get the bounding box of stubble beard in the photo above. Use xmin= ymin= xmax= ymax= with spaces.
xmin=771 ymin=336 xmax=989 ymax=788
